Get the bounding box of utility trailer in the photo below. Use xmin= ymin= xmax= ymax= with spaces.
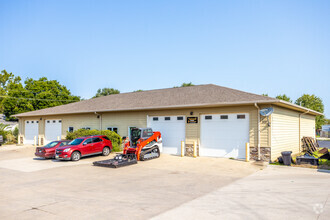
xmin=93 ymin=128 xmax=162 ymax=168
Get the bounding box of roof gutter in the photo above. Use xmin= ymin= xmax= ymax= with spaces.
xmin=254 ymin=103 xmax=261 ymax=161
xmin=277 ymin=100 xmax=322 ymax=116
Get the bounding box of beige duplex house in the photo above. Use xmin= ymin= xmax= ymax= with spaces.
xmin=14 ymin=84 xmax=321 ymax=161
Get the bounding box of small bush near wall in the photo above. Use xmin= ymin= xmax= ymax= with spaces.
xmin=5 ymin=133 xmax=17 ymax=144
xmin=13 ymin=127 xmax=19 ymax=139
xmin=66 ymin=129 xmax=122 ymax=152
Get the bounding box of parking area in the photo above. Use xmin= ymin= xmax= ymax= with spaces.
xmin=0 ymin=146 xmax=259 ymax=220
xmin=1 ymin=146 xmax=329 ymax=220
xmin=319 ymin=140 xmax=330 ymax=149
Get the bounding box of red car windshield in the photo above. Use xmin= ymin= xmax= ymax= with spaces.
xmin=44 ymin=141 xmax=58 ymax=148
xmin=69 ymin=138 xmax=84 ymax=146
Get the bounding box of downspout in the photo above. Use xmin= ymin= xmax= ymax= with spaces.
xmin=94 ymin=112 xmax=102 ymax=131
xmin=254 ymin=103 xmax=261 ymax=160
xmin=299 ymin=110 xmax=310 ymax=152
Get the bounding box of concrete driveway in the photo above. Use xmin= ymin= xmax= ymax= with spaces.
xmin=153 ymin=165 xmax=330 ymax=220
xmin=0 ymin=146 xmax=329 ymax=220
xmin=0 ymin=146 xmax=258 ymax=220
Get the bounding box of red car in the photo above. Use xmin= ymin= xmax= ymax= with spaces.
xmin=35 ymin=140 xmax=70 ymax=159
xmin=55 ymin=135 xmax=113 ymax=161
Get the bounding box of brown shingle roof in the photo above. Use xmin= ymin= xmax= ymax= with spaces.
xmin=14 ymin=84 xmax=318 ymax=117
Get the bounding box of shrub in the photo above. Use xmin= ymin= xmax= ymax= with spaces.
xmin=0 ymin=130 xmax=7 ymax=142
xmin=66 ymin=129 xmax=122 ymax=152
xmin=13 ymin=126 xmax=19 ymax=139
xmin=5 ymin=133 xmax=17 ymax=144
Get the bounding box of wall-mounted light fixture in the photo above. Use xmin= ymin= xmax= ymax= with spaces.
xmin=190 ymin=112 xmax=193 ymax=115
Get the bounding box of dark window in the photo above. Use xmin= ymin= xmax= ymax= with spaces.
xmin=165 ymin=117 xmax=171 ymax=121
xmin=69 ymin=138 xmax=84 ymax=145
xmin=47 ymin=121 xmax=50 ymax=123
xmin=83 ymin=138 xmax=93 ymax=145
xmin=153 ymin=117 xmax=158 ymax=121
xmin=107 ymin=127 xmax=118 ymax=133
xmin=59 ymin=142 xmax=66 ymax=147
xmin=53 ymin=120 xmax=56 ymax=123
xmin=177 ymin=116 xmax=184 ymax=120
xmin=92 ymin=137 xmax=102 ymax=143
xmin=82 ymin=127 xmax=91 ymax=130
xmin=68 ymin=127 xmax=74 ymax=132
xmin=59 ymin=120 xmax=62 ymax=123
xmin=44 ymin=141 xmax=58 ymax=148
xmin=31 ymin=121 xmax=34 ymax=123
xmin=205 ymin=116 xmax=212 ymax=120
xmin=220 ymin=115 xmax=228 ymax=119
xmin=237 ymin=114 xmax=246 ymax=119
xmin=142 ymin=129 xmax=153 ymax=138
xmin=102 ymin=136 xmax=110 ymax=140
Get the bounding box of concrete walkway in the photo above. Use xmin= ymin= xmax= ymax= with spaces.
xmin=152 ymin=165 xmax=330 ymax=220
xmin=0 ymin=144 xmax=35 ymax=151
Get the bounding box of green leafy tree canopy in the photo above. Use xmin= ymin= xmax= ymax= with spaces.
xmin=1 ymin=70 xmax=80 ymax=120
xmin=276 ymin=94 xmax=292 ymax=103
xmin=93 ymin=88 xmax=120 ymax=98
xmin=295 ymin=94 xmax=326 ymax=129
xmin=174 ymin=82 xmax=195 ymax=88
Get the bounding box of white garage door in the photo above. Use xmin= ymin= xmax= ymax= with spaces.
xmin=200 ymin=113 xmax=249 ymax=159
xmin=147 ymin=116 xmax=185 ymax=155
xmin=45 ymin=120 xmax=62 ymax=144
xmin=24 ymin=120 xmax=39 ymax=145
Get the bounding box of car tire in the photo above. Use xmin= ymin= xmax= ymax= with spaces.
xmin=71 ymin=151 xmax=81 ymax=161
xmin=102 ymin=147 xmax=111 ymax=156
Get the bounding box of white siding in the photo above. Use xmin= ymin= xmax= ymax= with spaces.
xmin=271 ymin=106 xmax=316 ymax=160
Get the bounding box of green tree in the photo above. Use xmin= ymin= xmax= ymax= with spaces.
xmin=24 ymin=77 xmax=80 ymax=110
xmin=276 ymin=94 xmax=292 ymax=103
xmin=133 ymin=89 xmax=143 ymax=92
xmin=93 ymin=88 xmax=120 ymax=98
xmin=295 ymin=94 xmax=326 ymax=129
xmin=1 ymin=73 xmax=80 ymax=120
xmin=262 ymin=93 xmax=268 ymax=97
xmin=180 ymin=82 xmax=194 ymax=87
xmin=0 ymin=123 xmax=9 ymax=142
xmin=174 ymin=82 xmax=195 ymax=88
xmin=2 ymin=80 xmax=34 ymax=119
xmin=0 ymin=70 xmax=21 ymax=112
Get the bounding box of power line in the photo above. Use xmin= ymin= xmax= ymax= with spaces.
xmin=0 ymin=95 xmax=78 ymax=102
xmin=2 ymin=89 xmax=71 ymax=95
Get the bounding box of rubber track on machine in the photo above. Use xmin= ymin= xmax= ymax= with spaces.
xmin=140 ymin=146 xmax=160 ymax=161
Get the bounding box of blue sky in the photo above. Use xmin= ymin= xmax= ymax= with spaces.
xmin=0 ymin=0 xmax=329 ymax=117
